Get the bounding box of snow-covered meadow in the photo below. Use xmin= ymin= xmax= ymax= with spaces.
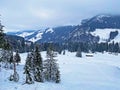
xmin=0 ymin=51 xmax=120 ymax=90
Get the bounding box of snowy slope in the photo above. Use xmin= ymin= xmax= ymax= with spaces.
xmin=111 ymin=32 xmax=120 ymax=43
xmin=0 ymin=51 xmax=120 ymax=90
xmin=28 ymin=31 xmax=44 ymax=42
xmin=45 ymin=28 xmax=54 ymax=33
xmin=6 ymin=26 xmax=76 ymax=43
xmin=17 ymin=32 xmax=34 ymax=38
xmin=91 ymin=29 xmax=120 ymax=42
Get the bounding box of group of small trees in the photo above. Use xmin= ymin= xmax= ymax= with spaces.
xmin=24 ymin=45 xmax=60 ymax=84
xmin=0 ymin=19 xmax=21 ymax=82
xmin=24 ymin=46 xmax=43 ymax=84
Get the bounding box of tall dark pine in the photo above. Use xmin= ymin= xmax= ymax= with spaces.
xmin=44 ymin=46 xmax=60 ymax=83
xmin=9 ymin=52 xmax=14 ymax=69
xmin=9 ymin=52 xmax=14 ymax=64
xmin=14 ymin=50 xmax=21 ymax=65
xmin=0 ymin=20 xmax=5 ymax=48
xmin=33 ymin=46 xmax=43 ymax=82
xmin=24 ymin=53 xmax=34 ymax=84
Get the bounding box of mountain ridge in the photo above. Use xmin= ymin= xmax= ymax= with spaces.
xmin=6 ymin=14 xmax=120 ymax=43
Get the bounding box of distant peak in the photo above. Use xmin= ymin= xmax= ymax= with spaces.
xmin=96 ymin=14 xmax=111 ymax=18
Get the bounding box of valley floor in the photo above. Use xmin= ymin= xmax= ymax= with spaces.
xmin=0 ymin=51 xmax=120 ymax=90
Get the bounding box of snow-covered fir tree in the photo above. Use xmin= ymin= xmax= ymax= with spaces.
xmin=33 ymin=46 xmax=43 ymax=82
xmin=28 ymin=50 xmax=34 ymax=71
xmin=44 ymin=46 xmax=60 ymax=83
xmin=24 ymin=53 xmax=34 ymax=84
xmin=0 ymin=18 xmax=13 ymax=69
xmin=1 ymin=49 xmax=13 ymax=68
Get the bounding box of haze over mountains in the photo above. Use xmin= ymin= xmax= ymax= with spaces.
xmin=7 ymin=14 xmax=120 ymax=43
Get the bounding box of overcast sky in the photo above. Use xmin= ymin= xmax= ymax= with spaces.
xmin=0 ymin=0 xmax=120 ymax=32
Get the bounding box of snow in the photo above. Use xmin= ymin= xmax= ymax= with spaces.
xmin=96 ymin=15 xmax=111 ymax=21
xmin=111 ymin=32 xmax=120 ymax=43
xmin=29 ymin=32 xmax=43 ymax=43
xmin=17 ymin=32 xmax=34 ymax=38
xmin=91 ymin=29 xmax=120 ymax=42
xmin=45 ymin=28 xmax=54 ymax=33
xmin=0 ymin=51 xmax=120 ymax=90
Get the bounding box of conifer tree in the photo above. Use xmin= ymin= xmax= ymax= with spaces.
xmin=24 ymin=53 xmax=34 ymax=84
xmin=0 ymin=21 xmax=5 ymax=48
xmin=44 ymin=46 xmax=60 ymax=83
xmin=14 ymin=50 xmax=21 ymax=65
xmin=9 ymin=52 xmax=14 ymax=69
xmin=33 ymin=46 xmax=43 ymax=82
xmin=76 ymin=47 xmax=82 ymax=57
xmin=30 ymin=50 xmax=35 ymax=71
xmin=9 ymin=52 xmax=13 ymax=64
xmin=1 ymin=49 xmax=13 ymax=68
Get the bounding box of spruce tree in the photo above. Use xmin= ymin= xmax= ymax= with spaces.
xmin=30 ymin=50 xmax=35 ymax=71
xmin=9 ymin=52 xmax=14 ymax=69
xmin=0 ymin=21 xmax=5 ymax=48
xmin=44 ymin=46 xmax=60 ymax=83
xmin=9 ymin=52 xmax=14 ymax=64
xmin=24 ymin=53 xmax=34 ymax=84
xmin=1 ymin=49 xmax=13 ymax=68
xmin=14 ymin=50 xmax=21 ymax=65
xmin=76 ymin=47 xmax=82 ymax=57
xmin=33 ymin=46 xmax=43 ymax=82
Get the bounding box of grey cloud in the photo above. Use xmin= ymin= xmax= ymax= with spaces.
xmin=0 ymin=0 xmax=120 ymax=32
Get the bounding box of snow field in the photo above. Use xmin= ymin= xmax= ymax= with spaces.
xmin=0 ymin=51 xmax=120 ymax=90
xmin=91 ymin=29 xmax=120 ymax=42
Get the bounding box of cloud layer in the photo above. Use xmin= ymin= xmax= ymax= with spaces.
xmin=0 ymin=0 xmax=120 ymax=32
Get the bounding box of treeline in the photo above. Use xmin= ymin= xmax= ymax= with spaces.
xmin=14 ymin=41 xmax=120 ymax=54
xmin=35 ymin=41 xmax=120 ymax=54
xmin=67 ymin=42 xmax=120 ymax=53
xmin=0 ymin=20 xmax=120 ymax=54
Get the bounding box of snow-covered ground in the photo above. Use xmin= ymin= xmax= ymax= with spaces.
xmin=91 ymin=29 xmax=120 ymax=43
xmin=0 ymin=51 xmax=120 ymax=90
